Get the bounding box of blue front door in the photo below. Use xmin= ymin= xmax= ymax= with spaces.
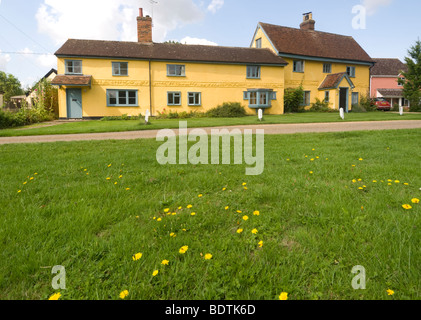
xmin=66 ymin=89 xmax=82 ymax=119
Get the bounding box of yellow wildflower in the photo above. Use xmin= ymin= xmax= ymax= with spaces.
xmin=132 ymin=253 xmax=142 ymax=261
xmin=411 ymin=198 xmax=420 ymax=204
xmin=237 ymin=228 xmax=243 ymax=234
xmin=179 ymin=246 xmax=189 ymax=254
xmin=161 ymin=260 xmax=169 ymax=265
xmin=119 ymin=290 xmax=129 ymax=299
xmin=242 ymin=182 xmax=247 ymax=186
xmin=258 ymin=240 xmax=263 ymax=248
xmin=164 ymin=208 xmax=170 ymax=213
xmin=237 ymin=210 xmax=242 ymax=213
xmin=170 ymin=232 xmax=176 ymax=237
xmin=387 ymin=289 xmax=394 ymax=296
xmin=243 ymin=215 xmax=249 ymax=221
xmin=402 ymin=204 xmax=412 ymax=210
xmin=251 ymin=228 xmax=258 ymax=234
xmin=187 ymin=205 xmax=193 ymax=209
xmin=204 ymin=253 xmax=213 ymax=260
xmin=157 ymin=218 xmax=162 ymax=222
xmin=279 ymin=292 xmax=288 ymax=300
xmin=198 ymin=194 xmax=203 ymax=198
xmin=152 ymin=270 xmax=159 ymax=277
xmin=225 ymin=206 xmax=229 ymax=210
xmin=253 ymin=211 xmax=260 ymax=216
xmin=191 ymin=212 xmax=196 ymax=216
xmin=222 ymin=187 xmax=227 ymax=191
xmin=48 ymin=292 xmax=61 ymax=300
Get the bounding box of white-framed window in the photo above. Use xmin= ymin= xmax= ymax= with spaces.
xmin=112 ymin=62 xmax=128 ymax=76
xmin=188 ymin=92 xmax=201 ymax=106
xmin=255 ymin=38 xmax=262 ymax=48
xmin=247 ymin=66 xmax=261 ymax=79
xmin=167 ymin=92 xmax=181 ymax=106
xmin=347 ymin=66 xmax=356 ymax=78
xmin=323 ymin=63 xmax=332 ymax=73
xmin=398 ymin=77 xmax=405 ymax=86
xmin=65 ymin=60 xmax=82 ymax=75
xmin=107 ymin=89 xmax=138 ymax=107
xmin=352 ymin=92 xmax=359 ymax=105
xmin=293 ymin=60 xmax=304 ymax=73
xmin=167 ymin=64 xmax=185 ymax=77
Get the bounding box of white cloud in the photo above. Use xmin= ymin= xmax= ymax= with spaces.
xmin=180 ymin=36 xmax=218 ymax=46
xmin=0 ymin=50 xmax=11 ymax=71
xmin=36 ymin=0 xmax=205 ymax=45
xmin=362 ymin=0 xmax=393 ymax=15
xmin=207 ymin=0 xmax=224 ymax=13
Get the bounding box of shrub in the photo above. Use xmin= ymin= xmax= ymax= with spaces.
xmin=206 ymin=102 xmax=247 ymax=118
xmin=351 ymin=104 xmax=367 ymax=113
xmin=359 ymin=95 xmax=377 ymax=112
xmin=101 ymin=114 xmax=140 ymax=121
xmin=309 ymin=98 xmax=333 ymax=112
xmin=284 ymin=86 xmax=305 ymax=113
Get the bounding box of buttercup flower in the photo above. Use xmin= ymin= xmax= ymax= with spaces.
xmin=387 ymin=289 xmax=394 ymax=296
xmin=237 ymin=228 xmax=243 ymax=234
xmin=191 ymin=212 xmax=196 ymax=216
xmin=187 ymin=205 xmax=193 ymax=209
xmin=119 ymin=290 xmax=129 ymax=299
xmin=161 ymin=260 xmax=169 ymax=265
xmin=204 ymin=253 xmax=213 ymax=260
xmin=253 ymin=211 xmax=260 ymax=216
xmin=48 ymin=292 xmax=61 ymax=300
xmin=198 ymin=194 xmax=203 ymax=198
xmin=411 ymin=198 xmax=420 ymax=204
xmin=258 ymin=240 xmax=263 ymax=248
xmin=243 ymin=215 xmax=249 ymax=221
xmin=132 ymin=253 xmax=142 ymax=261
xmin=279 ymin=292 xmax=288 ymax=300
xmin=152 ymin=270 xmax=159 ymax=277
xmin=225 ymin=206 xmax=229 ymax=210
xmin=164 ymin=208 xmax=170 ymax=213
xmin=402 ymin=204 xmax=412 ymax=210
xmin=179 ymin=246 xmax=189 ymax=254
xmin=252 ymin=229 xmax=258 ymax=234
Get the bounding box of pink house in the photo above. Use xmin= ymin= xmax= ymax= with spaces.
xmin=370 ymin=58 xmax=409 ymax=108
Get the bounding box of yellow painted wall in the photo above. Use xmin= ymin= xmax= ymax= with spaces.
xmin=57 ymin=57 xmax=285 ymax=118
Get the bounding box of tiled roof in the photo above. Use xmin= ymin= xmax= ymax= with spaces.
xmin=371 ymin=59 xmax=407 ymax=76
xmin=377 ymin=88 xmax=404 ymax=97
xmin=319 ymin=72 xmax=354 ymax=89
xmin=258 ymin=22 xmax=374 ymax=64
xmin=51 ymin=75 xmax=92 ymax=86
xmin=55 ymin=40 xmax=288 ymax=66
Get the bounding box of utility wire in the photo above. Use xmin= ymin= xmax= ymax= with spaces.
xmin=0 ymin=13 xmax=51 ymax=53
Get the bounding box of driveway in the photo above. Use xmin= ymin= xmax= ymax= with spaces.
xmin=1 ymin=120 xmax=421 ymax=145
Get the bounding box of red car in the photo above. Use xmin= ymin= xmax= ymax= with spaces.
xmin=373 ymin=98 xmax=391 ymax=111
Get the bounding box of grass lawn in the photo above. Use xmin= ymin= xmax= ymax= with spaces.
xmin=0 ymin=129 xmax=420 ymax=300
xmin=1 ymin=112 xmax=421 ymax=137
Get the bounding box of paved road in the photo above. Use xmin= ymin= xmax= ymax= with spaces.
xmin=1 ymin=120 xmax=421 ymax=145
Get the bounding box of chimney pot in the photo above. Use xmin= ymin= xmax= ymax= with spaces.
xmin=300 ymin=12 xmax=315 ymax=30
xmin=139 ymin=8 xmax=143 ymax=18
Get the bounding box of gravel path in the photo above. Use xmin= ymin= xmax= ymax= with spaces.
xmin=1 ymin=120 xmax=421 ymax=145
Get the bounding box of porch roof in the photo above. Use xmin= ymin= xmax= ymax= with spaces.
xmin=51 ymin=75 xmax=92 ymax=87
xmin=319 ymin=72 xmax=354 ymax=90
xmin=377 ymin=88 xmax=404 ymax=98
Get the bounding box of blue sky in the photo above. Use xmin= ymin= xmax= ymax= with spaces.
xmin=0 ymin=0 xmax=419 ymax=88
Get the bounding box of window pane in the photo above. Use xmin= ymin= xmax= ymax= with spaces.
xmin=113 ymin=63 xmax=120 ymax=75
xmin=73 ymin=61 xmax=82 ymax=74
xmin=109 ymin=91 xmax=117 ymax=105
xmin=168 ymin=65 xmax=175 ymax=76
xmin=120 ymin=63 xmax=128 ymax=76
xmin=250 ymin=92 xmax=257 ymax=105
xmin=174 ymin=93 xmax=181 ymax=105
xmin=259 ymin=92 xmax=267 ymax=105
xmin=119 ymin=91 xmax=127 ymax=105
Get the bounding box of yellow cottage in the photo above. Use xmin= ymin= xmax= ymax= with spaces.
xmin=52 ymin=9 xmax=287 ymax=119
xmin=250 ymin=13 xmax=374 ymax=112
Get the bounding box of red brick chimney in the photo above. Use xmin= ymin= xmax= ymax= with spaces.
xmin=300 ymin=12 xmax=315 ymax=31
xmin=137 ymin=8 xmax=152 ymax=43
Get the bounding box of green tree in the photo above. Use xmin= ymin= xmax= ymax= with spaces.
xmin=0 ymin=71 xmax=24 ymax=103
xmin=398 ymin=40 xmax=421 ymax=112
